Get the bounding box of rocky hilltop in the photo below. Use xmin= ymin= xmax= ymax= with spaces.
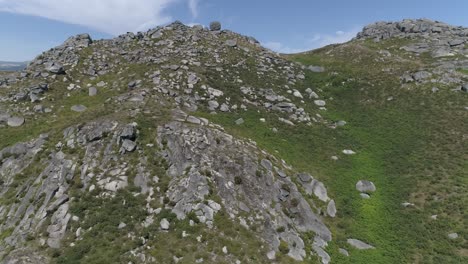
xmin=0 ymin=19 xmax=467 ymax=264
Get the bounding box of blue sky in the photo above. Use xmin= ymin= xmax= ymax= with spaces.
xmin=0 ymin=0 xmax=467 ymax=61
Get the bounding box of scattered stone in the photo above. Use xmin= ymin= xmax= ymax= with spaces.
xmin=356 ymin=180 xmax=376 ymax=193
xmin=7 ymin=116 xmax=25 ymax=127
xmin=235 ymin=118 xmax=244 ymax=125
xmin=448 ymin=233 xmax=458 ymax=239
xmin=160 ymin=219 xmax=170 ymax=230
xmin=308 ymin=65 xmax=325 ymax=72
xmin=71 ymin=105 xmax=87 ymax=112
xmin=360 ymin=193 xmax=371 ymax=199
xmin=121 ymin=139 xmax=137 ymax=152
xmin=339 ymin=248 xmax=349 ymax=256
xmin=266 ymin=250 xmax=276 ymax=260
xmin=118 ymin=222 xmax=127 ymax=229
xmin=88 ymin=87 xmax=97 ymax=96
xmin=342 ymin=149 xmax=356 ymax=155
xmin=347 ymin=239 xmax=375 ymax=250
xmin=222 ymin=246 xmax=228 ymax=254
xmin=45 ymin=62 xmax=65 ymax=74
xmin=208 ymin=100 xmax=219 ymax=110
xmin=327 ymin=200 xmax=336 ymax=217
xmin=225 ymin=39 xmax=237 ymax=47
xmin=314 ymin=100 xmax=326 ymax=106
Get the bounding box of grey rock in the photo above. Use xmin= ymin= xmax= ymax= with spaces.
xmin=121 ymin=139 xmax=137 ymax=152
xmin=45 ymin=62 xmax=65 ymax=74
xmin=314 ymin=100 xmax=326 ymax=107
xmin=360 ymin=193 xmax=371 ymax=199
xmin=308 ymin=66 xmax=325 ymax=72
xmin=226 ymin=39 xmax=237 ymax=47
xmin=412 ymin=71 xmax=432 ymax=82
xmin=88 ymin=87 xmax=97 ymax=96
xmin=160 ymin=218 xmax=170 ymax=230
xmin=461 ymin=84 xmax=468 ymax=92
xmin=209 ymin=21 xmax=222 ymax=31
xmin=356 ymin=180 xmax=376 ymax=193
xmin=235 ymin=118 xmax=244 ymax=125
xmin=298 ymin=173 xmax=312 ymax=183
xmin=63 ymin=33 xmax=92 ymax=47
xmin=342 ymin=149 xmax=356 ymax=155
xmin=339 ymin=248 xmax=349 ymax=256
xmin=448 ymin=233 xmax=459 ymax=239
xmin=7 ymin=116 xmax=25 ymax=127
xmin=347 ymin=238 xmax=375 ymax=249
xmin=71 ymin=105 xmax=87 ymax=112
xmin=208 ymin=100 xmax=219 ymax=110
xmin=448 ymin=39 xmax=465 ymax=47
xmin=266 ymin=250 xmax=276 ymax=260
xmin=261 ymin=159 xmax=273 ymax=171
xmin=327 ymin=200 xmax=336 ymax=217
xmin=120 ymin=124 xmax=137 ymax=141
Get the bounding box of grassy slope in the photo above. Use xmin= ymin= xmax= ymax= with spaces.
xmin=199 ymin=38 xmax=467 ymax=263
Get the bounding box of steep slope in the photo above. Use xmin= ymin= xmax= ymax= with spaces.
xmin=0 ymin=22 xmax=335 ymax=264
xmin=285 ymin=19 xmax=467 ymax=263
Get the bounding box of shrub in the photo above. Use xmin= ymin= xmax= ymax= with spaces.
xmin=276 ymin=226 xmax=286 ymax=233
xmin=278 ymin=240 xmax=289 ymax=254
xmin=234 ymin=176 xmax=242 ymax=185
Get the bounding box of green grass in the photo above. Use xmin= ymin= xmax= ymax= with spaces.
xmin=196 ymin=39 xmax=467 ymax=263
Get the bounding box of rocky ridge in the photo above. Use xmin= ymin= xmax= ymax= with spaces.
xmin=0 ymin=21 xmax=337 ymax=263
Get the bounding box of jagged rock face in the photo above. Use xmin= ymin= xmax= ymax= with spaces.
xmin=0 ymin=109 xmax=333 ymax=262
xmin=158 ymin=121 xmax=331 ymax=260
xmin=1 ymin=18 xmax=415 ymax=263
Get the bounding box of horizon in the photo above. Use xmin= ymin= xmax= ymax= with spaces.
xmin=1 ymin=0 xmax=468 ymax=61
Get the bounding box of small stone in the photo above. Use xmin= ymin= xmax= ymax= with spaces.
xmin=266 ymin=250 xmax=276 ymax=260
xmin=89 ymin=87 xmax=97 ymax=96
xmin=342 ymin=149 xmax=356 ymax=155
xmin=360 ymin=193 xmax=371 ymax=199
xmin=448 ymin=233 xmax=458 ymax=239
xmin=339 ymin=248 xmax=349 ymax=256
xmin=225 ymin=39 xmax=237 ymax=47
xmin=222 ymin=246 xmax=228 ymax=254
xmin=356 ymin=180 xmax=376 ymax=193
xmin=121 ymin=139 xmax=137 ymax=152
xmin=347 ymin=239 xmax=375 ymax=250
xmin=314 ymin=100 xmax=326 ymax=106
xmin=235 ymin=118 xmax=244 ymax=125
xmin=71 ymin=105 xmax=87 ymax=112
xmin=160 ymin=219 xmax=170 ymax=230
xmin=118 ymin=222 xmax=127 ymax=229
xmin=7 ymin=116 xmax=25 ymax=127
xmin=327 ymin=200 xmax=337 ymax=217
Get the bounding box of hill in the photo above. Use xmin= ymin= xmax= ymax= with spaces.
xmin=0 ymin=61 xmax=27 ymax=72
xmin=0 ymin=19 xmax=466 ymax=264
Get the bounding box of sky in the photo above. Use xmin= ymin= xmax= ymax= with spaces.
xmin=0 ymin=0 xmax=468 ymax=61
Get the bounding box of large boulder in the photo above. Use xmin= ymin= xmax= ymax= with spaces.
xmin=356 ymin=180 xmax=376 ymax=193
xmin=45 ymin=62 xmax=65 ymax=74
xmin=7 ymin=116 xmax=25 ymax=127
xmin=209 ymin=21 xmax=222 ymax=31
xmin=63 ymin=33 xmax=93 ymax=48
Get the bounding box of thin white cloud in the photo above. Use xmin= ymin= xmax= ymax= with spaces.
xmin=263 ymin=42 xmax=304 ymax=54
xmin=188 ymin=0 xmax=200 ymax=18
xmin=263 ymin=27 xmax=361 ymax=54
xmin=0 ymin=0 xmax=180 ymax=35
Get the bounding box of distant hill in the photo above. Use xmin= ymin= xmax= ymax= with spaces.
xmin=0 ymin=61 xmax=27 ymax=71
